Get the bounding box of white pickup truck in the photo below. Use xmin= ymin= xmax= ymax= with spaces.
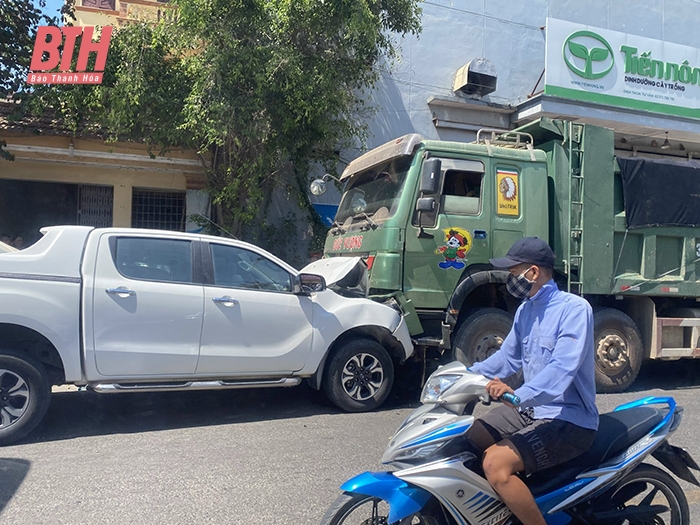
xmin=0 ymin=226 xmax=412 ymax=445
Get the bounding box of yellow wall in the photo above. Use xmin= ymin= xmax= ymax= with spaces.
xmin=5 ymin=1 xmax=200 ymax=230
xmin=0 ymin=133 xmax=206 ymax=227
xmin=72 ymin=0 xmax=175 ymax=27
xmin=73 ymin=9 xmax=116 ymax=27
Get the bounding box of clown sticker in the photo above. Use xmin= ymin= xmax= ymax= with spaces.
xmin=435 ymin=227 xmax=473 ymax=270
xmin=496 ymin=169 xmax=519 ymax=216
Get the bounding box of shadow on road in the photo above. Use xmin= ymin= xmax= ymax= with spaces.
xmin=20 ymin=358 xmax=696 ymax=446
xmin=18 ymin=365 xmax=423 ymax=446
xmin=0 ymin=458 xmax=30 ymax=514
xmin=624 ymin=359 xmax=700 ymax=393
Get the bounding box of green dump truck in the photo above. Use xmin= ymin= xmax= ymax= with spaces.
xmin=314 ymin=118 xmax=700 ymax=392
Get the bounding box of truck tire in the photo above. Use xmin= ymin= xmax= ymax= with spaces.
xmin=593 ymin=309 xmax=643 ymax=393
xmin=323 ymin=338 xmax=394 ymax=413
xmin=453 ymin=308 xmax=514 ymax=366
xmin=0 ymin=350 xmax=51 ymax=446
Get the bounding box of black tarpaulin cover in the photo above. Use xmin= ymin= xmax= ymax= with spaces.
xmin=617 ymin=156 xmax=700 ymax=229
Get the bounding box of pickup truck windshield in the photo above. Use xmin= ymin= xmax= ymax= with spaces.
xmin=335 ymin=156 xmax=412 ymax=224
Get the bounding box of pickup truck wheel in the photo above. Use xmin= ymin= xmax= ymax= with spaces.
xmin=323 ymin=339 xmax=394 ymax=413
xmin=453 ymin=308 xmax=513 ymax=365
xmin=593 ymin=309 xmax=643 ymax=393
xmin=0 ymin=351 xmax=51 ymax=446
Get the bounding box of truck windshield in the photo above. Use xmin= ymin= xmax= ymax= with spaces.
xmin=335 ymin=156 xmax=412 ymax=224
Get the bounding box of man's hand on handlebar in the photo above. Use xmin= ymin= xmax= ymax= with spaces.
xmin=485 ymin=378 xmax=517 ymax=408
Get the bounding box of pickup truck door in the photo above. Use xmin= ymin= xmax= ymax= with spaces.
xmin=91 ymin=235 xmax=204 ymax=377
xmin=197 ymin=242 xmax=314 ymax=375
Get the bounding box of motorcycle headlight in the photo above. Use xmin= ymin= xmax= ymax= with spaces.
xmin=420 ymin=374 xmax=461 ymax=404
xmin=394 ymin=442 xmax=446 ymax=461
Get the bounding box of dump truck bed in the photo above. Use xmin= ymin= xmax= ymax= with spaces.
xmin=521 ymin=118 xmax=700 ymax=298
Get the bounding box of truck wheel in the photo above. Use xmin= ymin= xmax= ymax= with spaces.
xmin=0 ymin=351 xmax=51 ymax=446
xmin=323 ymin=339 xmax=394 ymax=413
xmin=452 ymin=308 xmax=521 ymax=387
xmin=593 ymin=309 xmax=643 ymax=393
xmin=453 ymin=308 xmax=513 ymax=366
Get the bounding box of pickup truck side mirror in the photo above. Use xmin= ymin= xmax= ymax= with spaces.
xmin=420 ymin=158 xmax=442 ymax=194
xmin=297 ymin=273 xmax=327 ymax=294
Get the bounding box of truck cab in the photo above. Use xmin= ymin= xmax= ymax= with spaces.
xmin=320 ymin=131 xmax=549 ymax=362
xmin=319 ymin=119 xmax=700 ymax=395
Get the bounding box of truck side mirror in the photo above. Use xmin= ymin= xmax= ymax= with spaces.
xmin=415 ymin=197 xmax=436 ymax=239
xmin=310 ymin=179 xmax=327 ymax=196
xmin=309 ymin=173 xmax=342 ymax=196
xmin=416 ymin=197 xmax=436 ymax=212
xmin=420 ymin=158 xmax=442 ymax=194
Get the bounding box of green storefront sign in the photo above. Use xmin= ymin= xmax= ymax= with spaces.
xmin=545 ymin=17 xmax=700 ymax=119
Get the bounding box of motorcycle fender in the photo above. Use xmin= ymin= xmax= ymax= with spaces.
xmin=341 ymin=471 xmax=432 ymax=524
xmin=652 ymin=442 xmax=700 ymax=486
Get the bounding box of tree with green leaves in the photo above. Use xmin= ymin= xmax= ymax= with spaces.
xmin=14 ymin=0 xmax=422 ymax=260
xmin=0 ymin=0 xmax=75 ymax=160
xmin=1 ymin=0 xmax=51 ymax=160
xmin=1 ymin=0 xmax=48 ymax=100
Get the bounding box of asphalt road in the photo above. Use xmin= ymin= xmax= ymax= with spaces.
xmin=2 ymin=360 xmax=700 ymax=525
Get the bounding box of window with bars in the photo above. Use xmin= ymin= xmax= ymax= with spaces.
xmin=82 ymin=0 xmax=116 ymax=10
xmin=79 ymin=185 xmax=113 ymax=228
xmin=131 ymin=189 xmax=186 ymax=231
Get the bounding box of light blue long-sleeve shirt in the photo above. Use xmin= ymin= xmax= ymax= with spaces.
xmin=470 ymin=280 xmax=599 ymax=430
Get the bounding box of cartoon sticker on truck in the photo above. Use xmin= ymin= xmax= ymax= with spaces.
xmin=436 ymin=227 xmax=472 ymax=269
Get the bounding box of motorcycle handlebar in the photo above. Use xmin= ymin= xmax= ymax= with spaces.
xmin=501 ymin=392 xmax=521 ymax=406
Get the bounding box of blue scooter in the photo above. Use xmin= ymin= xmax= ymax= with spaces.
xmin=321 ymin=361 xmax=700 ymax=525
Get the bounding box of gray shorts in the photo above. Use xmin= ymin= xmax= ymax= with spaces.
xmin=464 ymin=405 xmax=596 ymax=475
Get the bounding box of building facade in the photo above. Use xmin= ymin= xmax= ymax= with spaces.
xmin=359 ymin=0 xmax=700 ymax=155
xmin=0 ymin=0 xmax=208 ymax=247
xmin=73 ymin=0 xmax=173 ymax=27
xmin=11 ymin=1 xmax=698 ymax=252
xmin=0 ymin=109 xmax=207 ymax=246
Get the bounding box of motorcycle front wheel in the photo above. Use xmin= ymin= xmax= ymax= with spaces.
xmin=589 ymin=463 xmax=689 ymax=525
xmin=320 ymin=492 xmax=444 ymax=525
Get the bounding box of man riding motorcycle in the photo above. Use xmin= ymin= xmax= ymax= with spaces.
xmin=467 ymin=237 xmax=599 ymax=525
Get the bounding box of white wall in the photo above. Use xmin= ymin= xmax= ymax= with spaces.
xmin=365 ymin=0 xmax=700 ymax=148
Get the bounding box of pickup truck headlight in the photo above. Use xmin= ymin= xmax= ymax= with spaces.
xmin=383 ymin=297 xmax=402 ymax=314
xmin=420 ymin=374 xmax=461 ymax=404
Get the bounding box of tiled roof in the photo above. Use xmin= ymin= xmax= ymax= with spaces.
xmin=0 ymin=100 xmax=105 ymax=138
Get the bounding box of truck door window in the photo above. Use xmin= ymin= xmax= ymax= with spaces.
xmin=414 ymin=159 xmax=484 ymax=227
xmin=441 ymin=169 xmax=482 ymax=215
xmin=210 ymin=244 xmax=292 ymax=292
xmin=115 ymin=238 xmax=193 ymax=283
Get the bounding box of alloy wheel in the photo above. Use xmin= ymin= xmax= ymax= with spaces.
xmin=0 ymin=369 xmax=30 ymax=430
xmin=341 ymin=353 xmax=384 ymax=401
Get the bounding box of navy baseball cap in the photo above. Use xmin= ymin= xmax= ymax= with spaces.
xmin=490 ymin=237 xmax=555 ymax=269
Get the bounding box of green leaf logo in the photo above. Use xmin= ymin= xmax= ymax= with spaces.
xmin=568 ymin=41 xmax=589 ymax=60
xmin=563 ymin=31 xmax=614 ymax=80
